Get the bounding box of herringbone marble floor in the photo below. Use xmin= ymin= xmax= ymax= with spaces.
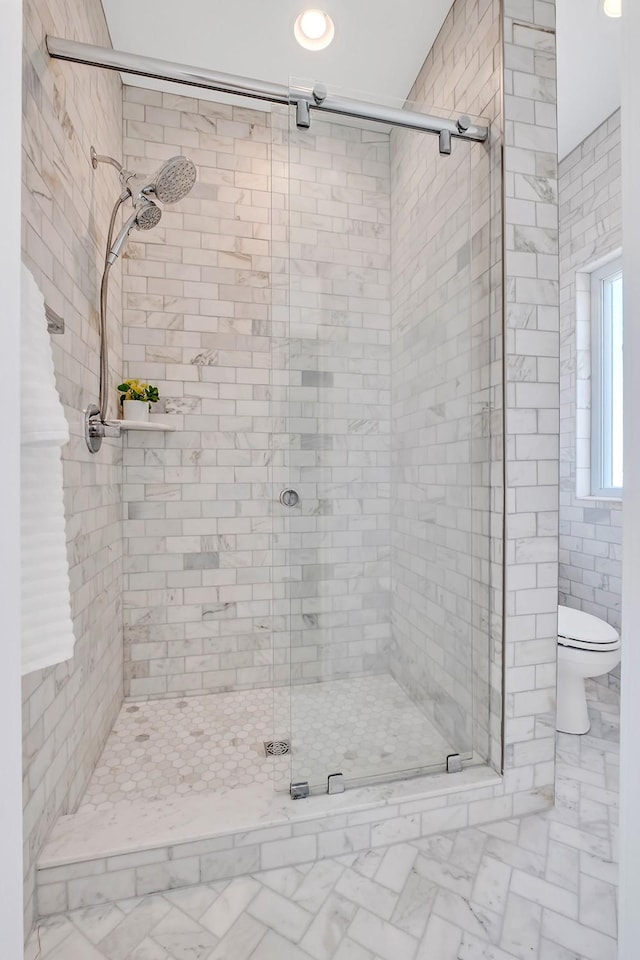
xmin=26 ymin=680 xmax=619 ymax=960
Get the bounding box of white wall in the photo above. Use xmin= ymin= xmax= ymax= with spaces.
xmin=0 ymin=0 xmax=26 ymax=954
xmin=618 ymin=1 xmax=640 ymax=954
xmin=558 ymin=111 xmax=622 ymax=641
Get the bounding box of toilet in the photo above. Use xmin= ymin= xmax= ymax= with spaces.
xmin=556 ymin=605 xmax=621 ymax=734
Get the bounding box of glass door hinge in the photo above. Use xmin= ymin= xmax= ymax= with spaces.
xmin=290 ymin=781 xmax=310 ymax=799
xmin=446 ymin=754 xmax=463 ymax=774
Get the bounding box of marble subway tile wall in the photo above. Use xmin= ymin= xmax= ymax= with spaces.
xmin=121 ymin=93 xmax=391 ymax=698
xmin=502 ymin=0 xmax=560 ymax=806
xmin=559 ymin=109 xmax=622 ymax=651
xmin=121 ymin=89 xmax=275 ymax=699
xmin=21 ymin=0 xmax=123 ymax=936
xmin=389 ymin=0 xmax=502 ymax=763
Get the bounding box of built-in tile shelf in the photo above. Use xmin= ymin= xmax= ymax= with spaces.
xmin=110 ymin=420 xmax=175 ymax=433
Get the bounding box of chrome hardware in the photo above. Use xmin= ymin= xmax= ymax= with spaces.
xmin=456 ymin=115 xmax=471 ymax=133
xmin=85 ymin=403 xmax=121 ymax=454
xmin=327 ymin=772 xmax=345 ymax=794
xmin=439 ymin=129 xmax=452 ymax=156
xmin=263 ymin=739 xmax=290 ymax=757
xmin=296 ymin=98 xmax=311 ymax=129
xmin=290 ymin=781 xmax=310 ymax=800
xmin=48 ymin=38 xmax=489 ymax=145
xmin=313 ymin=82 xmax=328 ymax=105
xmin=446 ymin=753 xmax=463 ymax=774
xmin=279 ymin=488 xmax=300 ymax=507
xmin=44 ymin=303 xmax=64 ymax=334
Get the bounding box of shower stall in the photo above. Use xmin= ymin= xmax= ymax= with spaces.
xmin=38 ymin=37 xmax=502 ymax=867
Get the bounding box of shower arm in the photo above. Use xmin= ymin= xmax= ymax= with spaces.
xmin=91 ymin=146 xmax=123 ymax=174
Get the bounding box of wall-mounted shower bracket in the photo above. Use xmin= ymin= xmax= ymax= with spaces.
xmin=290 ymin=781 xmax=310 ymax=800
xmin=85 ymin=403 xmax=121 ymax=454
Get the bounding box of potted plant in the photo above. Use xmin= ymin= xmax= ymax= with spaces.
xmin=117 ymin=380 xmax=160 ymax=422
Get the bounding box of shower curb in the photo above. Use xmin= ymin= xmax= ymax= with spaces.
xmin=35 ymin=767 xmax=552 ymax=917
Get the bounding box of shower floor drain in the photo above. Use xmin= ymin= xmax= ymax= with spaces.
xmin=263 ymin=739 xmax=291 ymax=757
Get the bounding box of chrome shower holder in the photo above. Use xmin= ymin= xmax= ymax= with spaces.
xmin=84 ymin=403 xmax=121 ymax=453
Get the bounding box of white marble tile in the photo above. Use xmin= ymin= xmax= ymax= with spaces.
xmin=389 ymin=870 xmax=437 ymax=938
xmin=471 ymin=856 xmax=512 ymax=915
xmin=433 ymin=889 xmax=502 ymax=944
xmin=292 ymin=860 xmax=346 ymax=913
xmin=500 ymin=892 xmax=542 ymax=960
xmin=298 ymin=893 xmax=358 ymax=960
xmin=44 ymin=930 xmax=110 ymax=960
xmin=347 ymin=907 xmax=418 ymax=960
xmin=129 ymin=937 xmax=174 ymax=960
xmin=334 ymin=869 xmax=398 ymax=921
xmin=251 ymin=929 xmax=315 ymax=960
xmin=374 ymin=843 xmax=418 ymax=893
xmin=332 ymin=938 xmax=376 ymax=960
xmin=414 ymin=853 xmax=475 ymax=899
xmin=199 ymin=876 xmax=260 ymax=937
xmin=208 ymin=913 xmax=267 ymax=960
xmin=69 ymin=902 xmax=128 ymax=944
xmin=97 ymin=898 xmax=174 ymax=960
xmin=578 ymin=873 xmax=617 ymax=938
xmin=510 ymin=869 xmax=578 ymax=918
xmin=541 ymin=908 xmax=617 ymax=960
xmin=416 ymin=915 xmax=462 ymax=960
xmin=247 ymin=886 xmax=313 ymax=942
xmin=162 ymin=884 xmax=219 ymax=920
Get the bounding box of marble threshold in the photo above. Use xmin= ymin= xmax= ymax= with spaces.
xmin=36 ymin=764 xmax=504 ymax=916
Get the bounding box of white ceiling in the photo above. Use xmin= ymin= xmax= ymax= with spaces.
xmin=556 ymin=0 xmax=621 ymax=158
xmin=102 ymin=0 xmax=621 ymax=159
xmin=102 ymin=0 xmax=454 ymax=110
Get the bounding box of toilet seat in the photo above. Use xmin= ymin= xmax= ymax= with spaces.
xmin=558 ymin=605 xmax=620 ymax=652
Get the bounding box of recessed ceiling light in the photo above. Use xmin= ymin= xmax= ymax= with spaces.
xmin=294 ymin=9 xmax=335 ymax=51
xmin=603 ymin=0 xmax=621 ymax=16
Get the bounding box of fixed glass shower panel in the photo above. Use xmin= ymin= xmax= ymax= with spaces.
xmin=278 ymin=86 xmax=493 ymax=794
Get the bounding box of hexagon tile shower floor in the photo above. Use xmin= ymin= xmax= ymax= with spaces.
xmin=78 ymin=675 xmax=453 ymax=812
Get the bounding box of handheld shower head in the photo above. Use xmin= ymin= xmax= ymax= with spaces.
xmin=107 ymin=198 xmax=162 ymax=265
xmin=121 ymin=156 xmax=197 ymax=206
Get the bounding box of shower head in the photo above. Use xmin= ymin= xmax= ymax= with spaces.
xmin=154 ymin=156 xmax=197 ymax=203
xmin=135 ymin=200 xmax=163 ymax=230
xmin=121 ymin=156 xmax=197 ymax=206
xmin=107 ymin=198 xmax=162 ymax=265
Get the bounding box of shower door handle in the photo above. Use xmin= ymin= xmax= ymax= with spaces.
xmin=279 ymin=489 xmax=300 ymax=507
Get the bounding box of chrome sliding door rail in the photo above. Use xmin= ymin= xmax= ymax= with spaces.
xmin=46 ymin=36 xmax=489 ymax=145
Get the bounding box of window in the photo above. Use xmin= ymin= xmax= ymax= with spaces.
xmin=591 ymin=257 xmax=623 ymax=497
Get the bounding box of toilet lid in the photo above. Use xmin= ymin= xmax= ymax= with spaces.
xmin=558 ymin=605 xmax=620 ymax=649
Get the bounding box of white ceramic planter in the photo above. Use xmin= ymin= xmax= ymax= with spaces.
xmin=122 ymin=399 xmax=150 ymax=422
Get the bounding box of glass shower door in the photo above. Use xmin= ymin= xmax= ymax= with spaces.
xmin=280 ymin=87 xmax=492 ymax=794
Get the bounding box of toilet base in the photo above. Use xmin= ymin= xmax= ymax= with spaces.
xmin=556 ymin=663 xmax=590 ymax=735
